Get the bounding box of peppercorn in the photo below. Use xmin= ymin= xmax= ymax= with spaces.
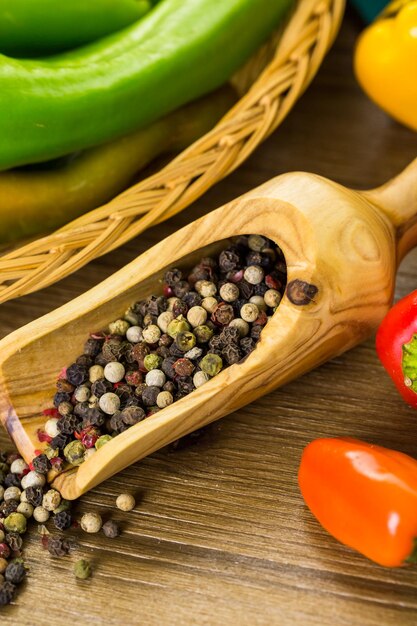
xmin=33 ymin=506 xmax=50 ymax=523
xmin=251 ymin=325 xmax=263 ymax=341
xmin=50 ymin=432 xmax=69 ymax=450
xmin=195 ymin=280 xmax=217 ymax=298
xmin=183 ymin=292 xmax=202 ymax=309
xmin=5 ymin=562 xmax=26 ymax=585
xmin=99 ymin=392 xmax=120 ymax=415
xmin=47 ymin=535 xmax=71 ymax=557
xmin=42 ymin=490 xmax=61 ymax=512
xmin=142 ymin=324 xmax=161 ymax=344
xmin=240 ymin=303 xmax=259 ymax=323
xmin=220 ymin=326 xmax=241 ymax=344
xmin=186 ymin=306 xmax=207 ymax=328
xmin=21 ymin=471 xmax=46 ymax=490
xmin=66 ymin=363 xmax=89 ymax=386
xmin=142 ymin=386 xmax=160 ymax=407
xmin=145 ymin=369 xmax=166 ymax=388
xmin=102 ymin=519 xmax=120 ymax=538
xmin=239 ymin=281 xmax=254 ymax=300
xmin=200 ymin=354 xmax=223 ymax=377
xmin=0 ymin=544 xmax=10 ymax=559
xmin=4 ymin=513 xmax=27 ymax=534
xmin=3 ymin=486 xmax=21 ymax=502
xmin=219 ymin=282 xmax=240 ymax=303
xmin=229 ymin=318 xmax=249 ymax=338
xmin=222 ymin=343 xmax=242 ymax=365
xmin=194 ymin=325 xmax=214 ymax=344
xmin=108 ymin=319 xmax=129 ymax=336
xmin=57 ymin=401 xmax=73 ymax=417
xmin=0 ymin=581 xmax=15 ymax=605
xmin=63 ymin=441 xmax=86 ymax=466
xmin=164 ymin=268 xmax=182 ymax=286
xmin=54 ymin=511 xmax=72 ymax=531
xmin=156 ymin=391 xmax=174 ymax=409
xmin=9 ymin=458 xmax=28 ymax=475
xmin=84 ymin=337 xmax=103 ymax=358
xmin=211 ymin=302 xmax=234 ymax=326
xmin=175 ymin=331 xmax=197 ymax=353
xmin=172 ymin=358 xmax=194 ymax=378
xmin=219 ymin=248 xmax=241 ymax=272
xmin=81 ymin=512 xmax=102 ymax=533
xmin=264 ymin=288 xmax=281 ymax=308
xmin=176 ymin=377 xmax=195 ymax=396
xmin=120 ymin=406 xmax=145 ymax=426
xmin=171 ymin=299 xmax=188 ymax=318
xmin=25 ymin=486 xmax=44 ymax=507
xmin=74 ymin=559 xmax=91 ymax=580
xmin=0 ymin=500 xmax=18 ymax=517
xmin=53 ymin=391 xmax=71 ymax=408
xmin=248 ymin=234 xmax=266 ymax=251
xmin=116 ymin=493 xmax=135 ymax=511
xmin=95 ymin=435 xmax=112 ymax=449
xmin=169 ymin=342 xmax=184 ymax=358
xmin=144 ymin=353 xmax=162 ymax=371
xmin=16 ymin=503 xmax=33 ymax=519
xmin=56 ymin=379 xmax=75 ymax=394
xmin=193 ymin=371 xmax=210 ymax=388
xmin=5 ymin=532 xmax=23 ymax=552
xmin=104 ymin=361 xmax=125 ymax=383
xmin=0 ymin=559 xmax=7 ymax=574
xmin=167 ymin=316 xmax=190 ymax=338
xmin=240 ymin=337 xmax=256 ymax=355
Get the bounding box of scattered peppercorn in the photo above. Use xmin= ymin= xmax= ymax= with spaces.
xmin=102 ymin=520 xmax=120 ymax=538
xmin=74 ymin=559 xmax=91 ymax=580
xmin=47 ymin=535 xmax=71 ymax=557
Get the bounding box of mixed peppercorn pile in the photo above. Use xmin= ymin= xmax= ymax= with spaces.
xmin=38 ymin=234 xmax=286 ymax=470
xmin=0 ymin=234 xmax=286 ymax=607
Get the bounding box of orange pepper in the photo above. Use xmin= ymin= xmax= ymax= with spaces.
xmin=298 ymin=437 xmax=417 ymax=567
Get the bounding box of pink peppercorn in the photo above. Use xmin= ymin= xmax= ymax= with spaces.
xmin=82 ymin=431 xmax=99 ymax=449
xmin=265 ymin=274 xmax=281 ymax=290
xmin=42 ymin=407 xmax=60 ymax=418
xmin=125 ymin=371 xmax=142 ymax=386
xmin=0 ymin=543 xmax=11 ymax=559
xmin=255 ymin=311 xmax=268 ymax=326
xmin=163 ymin=284 xmax=174 ymax=297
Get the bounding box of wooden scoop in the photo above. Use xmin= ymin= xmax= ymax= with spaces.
xmin=1 ymin=160 xmax=416 ymax=500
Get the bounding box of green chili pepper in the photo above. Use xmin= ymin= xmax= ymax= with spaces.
xmin=0 ymin=0 xmax=293 ymax=171
xmin=0 ymin=87 xmax=235 ymax=244
xmin=0 ymin=0 xmax=153 ymax=57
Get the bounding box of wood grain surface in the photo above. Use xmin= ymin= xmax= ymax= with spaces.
xmin=2 ymin=11 xmax=417 ymax=626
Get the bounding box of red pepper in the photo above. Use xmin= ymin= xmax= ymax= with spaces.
xmin=376 ymin=290 xmax=417 ymax=408
xmin=298 ymin=437 xmax=417 ymax=567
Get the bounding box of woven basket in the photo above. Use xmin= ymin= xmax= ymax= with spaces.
xmin=0 ymin=0 xmax=344 ymax=304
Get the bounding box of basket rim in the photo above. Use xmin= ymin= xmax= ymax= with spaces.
xmin=0 ymin=0 xmax=345 ymax=304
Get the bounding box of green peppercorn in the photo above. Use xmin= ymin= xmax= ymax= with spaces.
xmin=53 ymin=499 xmax=71 ymax=515
xmin=4 ymin=513 xmax=27 ymax=534
xmin=194 ymin=325 xmax=214 ymax=343
xmin=167 ymin=316 xmax=190 ymax=338
xmin=175 ymin=331 xmax=196 ymax=352
xmin=74 ymin=559 xmax=91 ymax=580
xmin=199 ymin=353 xmax=223 ymax=377
xmin=143 ymin=353 xmax=162 ymax=371
xmin=63 ymin=441 xmax=86 ymax=466
xmin=95 ymin=435 xmax=112 ymax=450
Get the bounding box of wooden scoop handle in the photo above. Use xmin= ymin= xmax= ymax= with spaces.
xmin=364 ymin=158 xmax=417 ymax=264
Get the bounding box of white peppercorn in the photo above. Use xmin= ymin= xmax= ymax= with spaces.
xmin=193 ymin=371 xmax=210 ymax=388
xmin=81 ymin=512 xmax=102 ymax=534
xmin=19 ymin=489 xmax=27 ymax=503
xmin=44 ymin=417 xmax=60 ymax=438
xmin=33 ymin=506 xmax=50 ymax=523
xmin=248 ymin=234 xmax=266 ymax=251
xmin=229 ymin=318 xmax=249 ymax=337
xmin=142 ymin=324 xmax=161 ymax=344
xmin=126 ymin=325 xmax=143 ymax=343
xmin=244 ymin=265 xmax=264 ymax=285
xmin=249 ymin=295 xmax=267 ymax=311
xmin=264 ymin=289 xmax=281 ymax=308
xmin=74 ymin=385 xmax=91 ymax=403
xmin=21 ymin=471 xmax=46 ymax=490
xmin=195 ymin=280 xmax=217 ymax=298
xmin=89 ymin=364 xmax=104 ymax=383
xmin=99 ymin=392 xmax=120 ymax=415
xmin=157 ymin=311 xmax=174 ymax=333
xmin=104 ymin=361 xmax=125 ymax=383
xmin=88 ymin=394 xmax=99 ymax=408
xmin=145 ymin=369 xmax=166 ymax=388
xmin=187 ymin=306 xmax=207 ymax=328
xmin=156 ymin=391 xmax=174 ymax=408
xmin=240 ymin=303 xmax=259 ymax=323
xmin=219 ymin=283 xmax=240 ymax=302
xmin=84 ymin=448 xmax=97 ymax=461
xmin=4 ymin=487 xmax=21 ymax=502
xmin=42 ymin=489 xmax=61 ymax=512
xmin=10 ymin=458 xmax=28 ymax=475
xmin=108 ymin=319 xmax=129 ymax=336
xmin=201 ymin=296 xmax=218 ymax=313
xmin=116 ymin=493 xmax=135 ymax=511
xmin=17 ymin=502 xmax=34 ymax=519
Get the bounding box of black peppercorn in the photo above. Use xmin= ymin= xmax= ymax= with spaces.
xmin=84 ymin=337 xmax=103 ymax=357
xmin=219 ymin=248 xmax=241 ymax=272
xmin=164 ymin=268 xmax=182 ymax=287
xmin=172 ymin=299 xmax=188 ymax=318
xmin=53 ymin=391 xmax=71 ymax=408
xmin=0 ymin=500 xmax=18 ymax=517
xmin=91 ymin=379 xmax=113 ymax=398
xmin=161 ymin=357 xmax=177 ymax=379
xmin=163 ymin=381 xmax=176 ymax=394
xmin=82 ymin=407 xmax=106 ymax=428
xmin=5 ymin=562 xmax=26 ymax=585
xmin=57 ymin=414 xmax=81 ymax=436
xmin=177 ymin=377 xmax=195 ymax=396
xmin=182 ymin=291 xmax=202 ymax=308
xmin=32 ymin=453 xmax=50 ymax=474
xmin=146 ymin=295 xmax=167 ymax=316
xmin=102 ymin=520 xmax=120 ymax=538
xmin=124 ymin=396 xmax=141 ymax=408
xmin=6 ymin=533 xmax=23 ymax=552
xmin=209 ymin=335 xmax=224 ymax=352
xmin=121 ymin=406 xmax=145 ymax=426
xmin=253 ymin=282 xmax=268 ymax=296
xmin=246 ymin=250 xmax=262 ymax=266
xmin=94 ymin=352 xmax=108 ymax=367
xmin=109 ymin=412 xmax=128 ymax=434
xmin=0 ymin=581 xmax=16 ymax=606
xmin=75 ymin=354 xmax=94 ymax=368
xmin=156 ymin=345 xmax=170 ymax=359
xmin=66 ymin=363 xmax=89 ymax=386
xmin=74 ymin=401 xmax=89 ymax=418
xmin=141 ymin=386 xmax=160 ymax=407
xmin=250 ymin=325 xmax=263 ymax=341
xmin=47 ymin=535 xmax=71 ymax=557
xmin=54 ymin=511 xmax=72 ymax=531
xmin=25 ymin=486 xmax=44 ymax=507
xmin=220 ymin=326 xmax=240 ymax=344
xmin=102 ymin=338 xmax=128 ymax=362
xmin=240 ymin=337 xmax=256 ymax=355
xmin=50 ymin=433 xmax=69 ymax=450
xmin=173 ymin=280 xmax=190 ymax=299
xmin=4 ymin=473 xmax=21 ymax=488
xmin=222 ymin=343 xmax=242 ymax=365
xmin=169 ymin=342 xmax=184 ymax=358
xmin=239 ymin=280 xmax=254 ymax=299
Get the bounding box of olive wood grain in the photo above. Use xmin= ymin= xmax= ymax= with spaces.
xmin=1 ymin=160 xmax=417 ymax=499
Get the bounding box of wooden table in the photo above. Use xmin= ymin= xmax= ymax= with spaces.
xmin=2 ymin=11 xmax=417 ymax=626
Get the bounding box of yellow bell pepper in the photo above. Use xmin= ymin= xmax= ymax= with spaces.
xmin=355 ymin=1 xmax=417 ymax=131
